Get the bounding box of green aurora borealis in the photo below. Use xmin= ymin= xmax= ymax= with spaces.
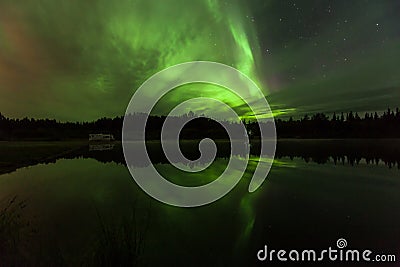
xmin=0 ymin=0 xmax=399 ymax=121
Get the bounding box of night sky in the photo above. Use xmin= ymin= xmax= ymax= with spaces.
xmin=1 ymin=0 xmax=399 ymax=121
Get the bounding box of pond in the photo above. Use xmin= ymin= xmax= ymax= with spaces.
xmin=0 ymin=140 xmax=399 ymax=266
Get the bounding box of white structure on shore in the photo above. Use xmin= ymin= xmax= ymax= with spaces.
xmin=89 ymin=133 xmax=115 ymax=141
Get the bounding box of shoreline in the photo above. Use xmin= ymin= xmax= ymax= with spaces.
xmin=3 ymin=137 xmax=400 ymax=143
xmin=1 ymin=139 xmax=400 ymax=176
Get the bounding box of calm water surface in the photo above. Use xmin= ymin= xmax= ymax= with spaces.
xmin=0 ymin=140 xmax=399 ymax=266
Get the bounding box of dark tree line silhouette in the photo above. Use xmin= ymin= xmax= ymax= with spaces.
xmin=248 ymin=108 xmax=400 ymax=138
xmin=0 ymin=113 xmax=123 ymax=140
xmin=1 ymin=108 xmax=400 ymax=140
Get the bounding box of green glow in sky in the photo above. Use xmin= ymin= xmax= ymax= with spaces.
xmin=0 ymin=0 xmax=267 ymax=120
xmin=1 ymin=0 xmax=400 ymax=120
